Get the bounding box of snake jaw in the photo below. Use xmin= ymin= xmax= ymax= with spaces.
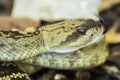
xmin=44 ymin=33 xmax=103 ymax=54
xmin=45 ymin=46 xmax=81 ymax=53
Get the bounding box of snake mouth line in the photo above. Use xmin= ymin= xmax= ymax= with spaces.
xmin=46 ymin=47 xmax=82 ymax=53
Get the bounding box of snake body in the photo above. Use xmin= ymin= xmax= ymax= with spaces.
xmin=23 ymin=38 xmax=108 ymax=69
xmin=0 ymin=62 xmax=31 ymax=80
xmin=0 ymin=19 xmax=108 ymax=79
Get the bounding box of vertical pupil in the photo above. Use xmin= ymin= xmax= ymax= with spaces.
xmin=77 ymin=29 xmax=86 ymax=35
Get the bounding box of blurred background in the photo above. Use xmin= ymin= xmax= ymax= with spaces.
xmin=0 ymin=0 xmax=120 ymax=80
xmin=0 ymin=0 xmax=13 ymax=16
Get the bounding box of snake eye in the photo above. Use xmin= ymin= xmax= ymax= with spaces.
xmin=77 ymin=29 xmax=86 ymax=35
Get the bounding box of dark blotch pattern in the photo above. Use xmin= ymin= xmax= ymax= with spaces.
xmin=0 ymin=30 xmax=40 ymax=40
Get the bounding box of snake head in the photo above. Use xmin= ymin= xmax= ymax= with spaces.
xmin=43 ymin=19 xmax=105 ymax=53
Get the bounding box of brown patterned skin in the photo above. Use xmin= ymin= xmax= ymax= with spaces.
xmin=0 ymin=19 xmax=104 ymax=61
xmin=0 ymin=19 xmax=108 ymax=75
xmin=23 ymin=38 xmax=108 ymax=69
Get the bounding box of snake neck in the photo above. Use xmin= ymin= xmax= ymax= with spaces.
xmin=0 ymin=28 xmax=48 ymax=61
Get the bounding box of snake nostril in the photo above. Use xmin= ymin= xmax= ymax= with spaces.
xmin=95 ymin=28 xmax=98 ymax=31
xmin=91 ymin=34 xmax=94 ymax=36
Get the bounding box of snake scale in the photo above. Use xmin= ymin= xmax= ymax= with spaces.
xmin=0 ymin=19 xmax=108 ymax=79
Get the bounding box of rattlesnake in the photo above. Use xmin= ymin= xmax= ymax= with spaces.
xmin=0 ymin=19 xmax=108 ymax=79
